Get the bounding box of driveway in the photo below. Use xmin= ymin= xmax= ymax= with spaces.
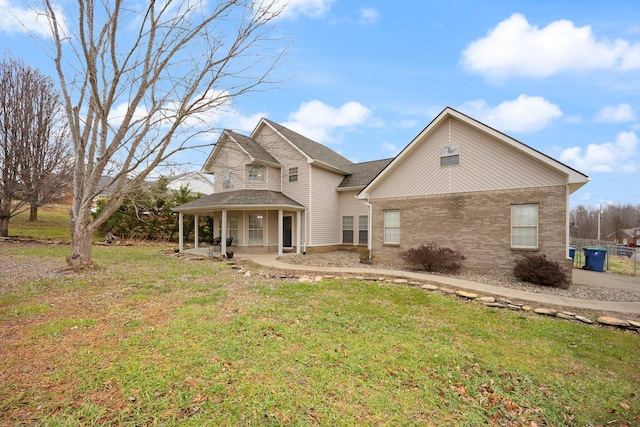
xmin=572 ymin=268 xmax=640 ymax=295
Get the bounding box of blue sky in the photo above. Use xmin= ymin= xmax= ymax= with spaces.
xmin=2 ymin=0 xmax=640 ymax=207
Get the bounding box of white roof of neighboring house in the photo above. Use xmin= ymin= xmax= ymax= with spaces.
xmin=167 ymin=171 xmax=215 ymax=195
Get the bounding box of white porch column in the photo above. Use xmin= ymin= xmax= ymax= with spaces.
xmin=221 ymin=209 xmax=228 ymax=254
xmin=296 ymin=210 xmax=301 ymax=254
xmin=194 ymin=215 xmax=199 ymax=249
xmin=178 ymin=212 xmax=184 ymax=252
xmin=278 ymin=209 xmax=283 ymax=256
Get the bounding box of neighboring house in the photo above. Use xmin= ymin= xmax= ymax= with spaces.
xmin=173 ymin=107 xmax=589 ymax=278
xmin=167 ymin=171 xmax=215 ymax=195
xmin=607 ymin=228 xmax=640 ymax=248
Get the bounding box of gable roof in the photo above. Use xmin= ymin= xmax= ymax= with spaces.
xmin=260 ymin=119 xmax=353 ymax=173
xmin=338 ymin=158 xmax=393 ymax=190
xmin=226 ymin=130 xmax=280 ymax=166
xmin=357 ymin=107 xmax=590 ymax=199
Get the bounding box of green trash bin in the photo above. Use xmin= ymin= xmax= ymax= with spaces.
xmin=582 ymin=247 xmax=606 ymax=272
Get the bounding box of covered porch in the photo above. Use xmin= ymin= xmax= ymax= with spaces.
xmin=172 ymin=189 xmax=306 ymax=256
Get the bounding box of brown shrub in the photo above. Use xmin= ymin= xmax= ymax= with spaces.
xmin=513 ymin=253 xmax=568 ymax=288
xmin=400 ymin=243 xmax=465 ymax=274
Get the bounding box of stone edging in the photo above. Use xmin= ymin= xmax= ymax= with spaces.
xmin=227 ymin=263 xmax=640 ymax=333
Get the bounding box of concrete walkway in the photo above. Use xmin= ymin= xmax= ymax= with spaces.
xmin=245 ymin=254 xmax=640 ymax=315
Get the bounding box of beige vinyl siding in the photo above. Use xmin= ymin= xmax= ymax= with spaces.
xmin=369 ymin=117 xmax=566 ymax=199
xmin=310 ymin=166 xmax=344 ymax=245
xmin=339 ymin=190 xmax=370 ymax=245
xmin=253 ymin=124 xmax=310 ymax=244
xmin=211 ymin=141 xmax=250 ymax=193
xmin=267 ymin=166 xmax=281 ymax=191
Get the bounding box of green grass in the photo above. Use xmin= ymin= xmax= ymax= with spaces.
xmin=8 ymin=203 xmax=71 ymax=240
xmin=607 ymin=253 xmax=639 ymax=276
xmin=0 ymin=244 xmax=639 ymax=426
xmin=1 ymin=208 xmax=639 ymax=425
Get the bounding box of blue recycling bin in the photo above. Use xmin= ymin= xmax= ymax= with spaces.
xmin=583 ymin=247 xmax=607 ymax=272
xmin=569 ymin=247 xmax=576 ymax=266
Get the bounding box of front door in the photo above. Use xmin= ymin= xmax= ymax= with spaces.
xmin=283 ymin=216 xmax=292 ymax=248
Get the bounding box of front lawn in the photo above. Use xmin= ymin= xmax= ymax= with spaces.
xmin=0 ymin=244 xmax=638 ymax=426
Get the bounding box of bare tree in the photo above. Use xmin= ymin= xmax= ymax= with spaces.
xmin=0 ymin=53 xmax=70 ymax=236
xmin=40 ymin=0 xmax=285 ymax=266
xmin=16 ymin=65 xmax=72 ymax=222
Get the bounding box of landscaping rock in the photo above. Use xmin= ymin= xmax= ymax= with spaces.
xmin=534 ymin=308 xmax=557 ymax=316
xmin=420 ymin=284 xmax=439 ymax=291
xmin=455 ymin=290 xmax=478 ymax=299
xmin=575 ymin=316 xmax=594 ymax=324
xmin=597 ymin=316 xmax=630 ymax=327
xmin=628 ymin=320 xmax=640 ymax=328
xmin=483 ymin=302 xmax=507 ymax=308
xmin=439 ymin=287 xmax=456 ymax=294
xmin=393 ymin=278 xmax=408 ymax=284
xmin=477 ymin=296 xmax=496 ymax=303
xmin=555 ymin=313 xmax=575 ymax=320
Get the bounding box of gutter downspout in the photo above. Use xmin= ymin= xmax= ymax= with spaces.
xmin=364 ymin=197 xmax=373 ymax=262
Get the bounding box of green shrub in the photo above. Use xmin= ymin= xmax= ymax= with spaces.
xmin=400 ymin=243 xmax=465 ymax=273
xmin=513 ymin=253 xmax=568 ymax=288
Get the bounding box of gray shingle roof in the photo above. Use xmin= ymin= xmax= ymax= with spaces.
xmin=264 ymin=119 xmax=353 ymax=171
xmin=227 ymin=131 xmax=280 ymax=165
xmin=338 ymin=158 xmax=393 ymax=188
xmin=173 ymin=189 xmax=304 ymax=212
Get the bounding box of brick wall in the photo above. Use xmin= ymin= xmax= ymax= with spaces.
xmin=370 ymin=185 xmax=572 ymax=279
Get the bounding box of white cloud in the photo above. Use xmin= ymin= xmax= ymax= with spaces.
xmin=273 ymin=0 xmax=335 ymax=19
xmin=359 ymin=7 xmax=379 ymax=25
xmin=560 ymin=131 xmax=638 ymax=173
xmin=0 ymin=0 xmax=67 ymax=38
xmin=283 ymin=100 xmax=372 ymax=144
xmin=460 ymin=94 xmax=562 ymax=133
xmin=461 ymin=13 xmax=640 ymax=79
xmin=381 ymin=142 xmax=399 ymax=155
xmin=594 ymin=103 xmax=637 ymax=123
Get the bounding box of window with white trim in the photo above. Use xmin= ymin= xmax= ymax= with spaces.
xmin=223 ymin=170 xmax=234 ymax=189
xmin=384 ymin=210 xmax=400 ymax=244
xmin=343 ymin=216 xmax=353 ymax=244
xmin=359 ymin=215 xmax=368 ymax=244
xmin=440 ymin=144 xmax=460 ymax=167
xmin=511 ymin=204 xmax=538 ymax=249
xmin=218 ymin=215 xmax=238 ymax=241
xmin=288 ymin=167 xmax=298 ymax=182
xmin=249 ymin=214 xmax=264 ymax=244
xmin=248 ymin=166 xmax=264 ymax=182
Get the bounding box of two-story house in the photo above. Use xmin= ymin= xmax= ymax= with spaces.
xmin=173 ymin=107 xmax=590 ymax=277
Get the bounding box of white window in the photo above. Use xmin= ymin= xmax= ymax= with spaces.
xmin=249 ymin=166 xmax=264 ymax=182
xmin=223 ymin=170 xmax=234 ymax=189
xmin=218 ymin=215 xmax=238 ymax=241
xmin=440 ymin=144 xmax=460 ymax=167
xmin=384 ymin=210 xmax=400 ymax=244
xmin=342 ymin=216 xmax=354 ymax=244
xmin=249 ymin=214 xmax=264 ymax=244
xmin=359 ymin=215 xmax=368 ymax=244
xmin=288 ymin=167 xmax=298 ymax=182
xmin=511 ymin=204 xmax=538 ymax=249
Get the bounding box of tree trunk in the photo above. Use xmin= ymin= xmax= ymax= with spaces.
xmin=67 ymin=226 xmax=94 ymax=267
xmin=67 ymin=205 xmax=95 ymax=267
xmin=29 ymin=205 xmax=38 ymax=222
xmin=0 ymin=216 xmax=9 ymax=237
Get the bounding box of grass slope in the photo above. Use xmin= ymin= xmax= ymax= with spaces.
xmin=8 ymin=204 xmax=71 ymax=240
xmin=0 ymin=244 xmax=638 ymax=426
